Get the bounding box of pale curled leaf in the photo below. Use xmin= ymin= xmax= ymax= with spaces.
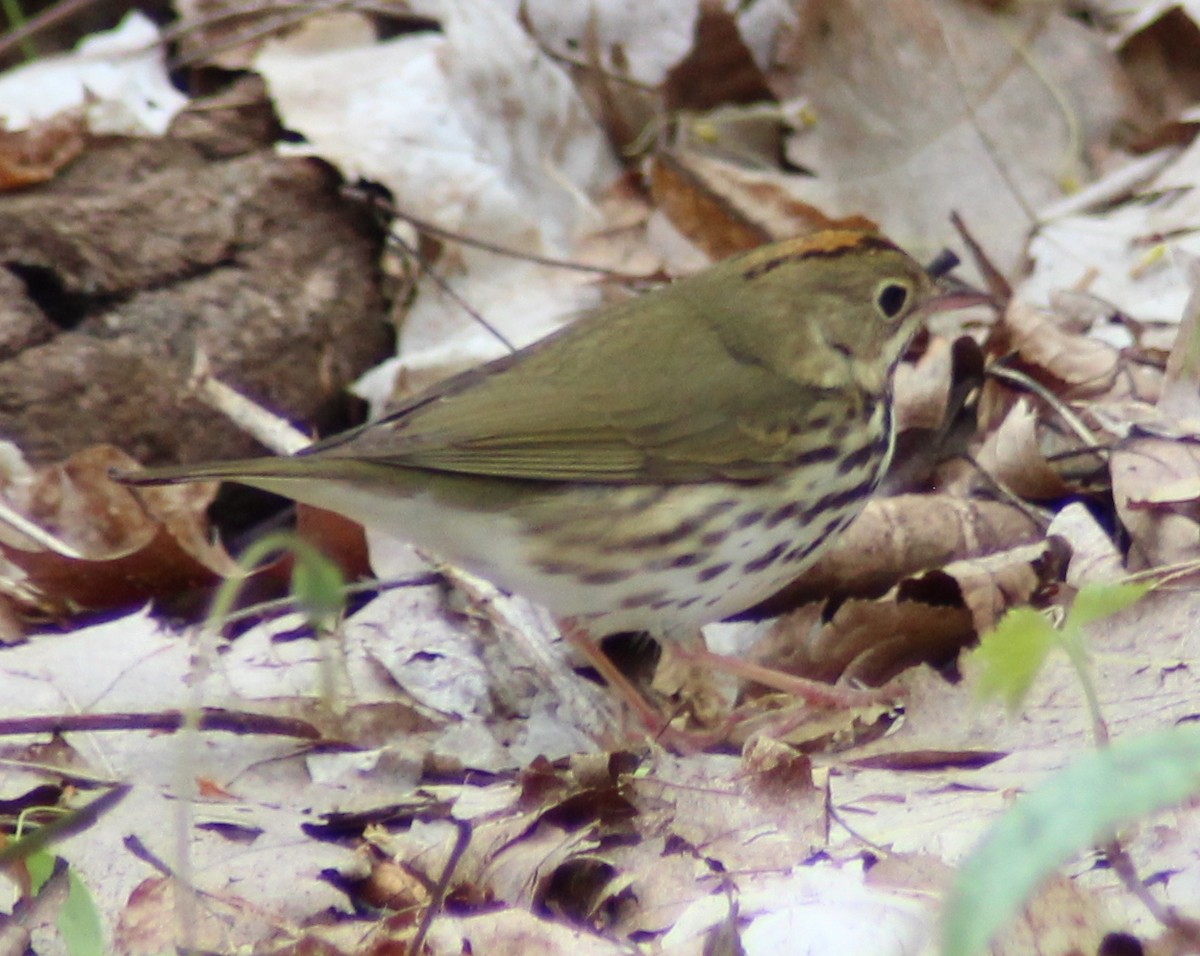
xmin=1160 ymin=258 xmax=1200 ymax=419
xmin=1112 ymin=433 xmax=1200 ymax=569
xmin=1047 ymin=501 xmax=1124 ymax=587
xmin=975 ymin=399 xmax=1076 ymax=502
xmin=999 ymin=303 xmax=1120 ymax=395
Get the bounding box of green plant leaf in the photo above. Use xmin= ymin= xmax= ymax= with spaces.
xmin=60 ymin=866 xmax=104 ymax=956
xmin=971 ymin=606 xmax=1057 ymax=711
xmin=24 ymin=847 xmax=55 ymax=894
xmin=16 ymin=852 xmax=104 ymax=956
xmin=290 ymin=544 xmax=347 ymax=629
xmin=1066 ymin=581 xmax=1152 ymax=630
xmin=942 ymin=724 xmax=1200 ymax=956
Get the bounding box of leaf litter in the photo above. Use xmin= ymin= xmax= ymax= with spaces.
xmin=3 ymin=1 xmax=1200 ymax=953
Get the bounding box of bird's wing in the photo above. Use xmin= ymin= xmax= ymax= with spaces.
xmin=308 ymin=299 xmax=856 ymax=484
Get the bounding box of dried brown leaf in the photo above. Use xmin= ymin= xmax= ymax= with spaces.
xmin=647 ymin=151 xmax=771 ymax=258
xmin=976 ymin=399 xmax=1077 ymax=500
xmin=760 ymin=537 xmax=1065 ymax=686
xmin=893 ymin=335 xmax=957 ymax=434
xmin=998 ymin=303 xmax=1121 ymax=396
xmin=773 ymin=0 xmax=1132 ymax=271
xmin=0 ymin=112 xmax=86 ymax=190
xmin=813 ymin=597 xmax=975 ymax=687
xmin=663 ymin=1 xmax=773 ymax=114
xmin=0 ymin=445 xmax=235 ymax=615
xmin=647 ymin=150 xmax=875 ymax=259
xmin=991 ymin=873 xmax=1111 ymax=956
xmin=938 ymin=537 xmax=1070 ymax=633
xmin=887 ymin=336 xmax=987 ymax=493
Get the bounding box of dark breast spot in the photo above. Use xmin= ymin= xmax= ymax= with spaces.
xmin=788 ymin=444 xmax=840 ymax=468
xmin=836 ymin=438 xmax=883 ymax=475
xmin=743 ymin=542 xmax=788 ymax=574
xmin=806 ymin=477 xmax=876 ymax=518
xmin=764 ymin=501 xmax=804 ymax=529
xmin=622 ymin=499 xmax=736 ymax=550
xmin=700 ymin=528 xmax=731 ymax=548
xmin=735 ymin=509 xmax=766 ymax=529
xmin=697 ymin=562 xmax=732 ymax=583
xmin=578 ymin=568 xmax=635 ymax=585
xmin=619 ymin=589 xmax=669 ymax=609
xmin=782 ymin=513 xmax=854 ymax=564
xmin=782 ymin=542 xmax=814 ymax=563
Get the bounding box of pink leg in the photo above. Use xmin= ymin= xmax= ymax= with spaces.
xmin=559 ymin=620 xmax=669 ymax=736
xmin=673 ymin=646 xmax=888 ymax=709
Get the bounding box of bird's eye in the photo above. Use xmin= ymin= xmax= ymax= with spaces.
xmin=875 ymin=281 xmax=910 ymax=319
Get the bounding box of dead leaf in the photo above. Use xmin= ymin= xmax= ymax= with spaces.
xmin=1161 ymin=258 xmax=1200 ymax=419
xmin=0 ymin=112 xmax=86 ymax=189
xmin=1112 ymin=432 xmax=1200 ymax=568
xmin=764 ymin=591 xmax=974 ymax=688
xmin=647 ymin=151 xmax=772 ymax=259
xmin=760 ymin=537 xmax=1065 ymax=686
xmin=976 ymin=399 xmax=1078 ymax=500
xmin=992 ymin=873 xmax=1111 ymax=956
xmin=938 ymin=537 xmax=1070 ymax=633
xmin=1048 ymin=502 xmax=1125 ymax=586
xmin=995 ymin=302 xmax=1121 ymax=396
xmin=887 ymin=335 xmax=987 ymax=493
xmin=773 ymin=0 xmax=1133 ymax=272
xmin=893 ymin=335 xmax=957 ymax=434
xmin=648 ymin=149 xmax=876 ymax=260
xmin=0 ymin=445 xmax=236 ymax=615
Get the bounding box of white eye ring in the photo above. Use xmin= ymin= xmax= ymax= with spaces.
xmin=875 ymin=279 xmax=911 ymax=319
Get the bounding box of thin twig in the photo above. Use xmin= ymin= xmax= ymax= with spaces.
xmin=379 ymin=199 xmax=654 ymax=281
xmin=0 ymin=709 xmax=322 ymax=740
xmin=385 ymin=231 xmax=518 ymax=354
xmin=986 ymin=363 xmax=1109 ymax=462
xmin=410 ymin=817 xmax=472 ymax=956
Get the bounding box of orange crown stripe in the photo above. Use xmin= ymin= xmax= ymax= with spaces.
xmin=741 ymin=230 xmax=895 ymax=281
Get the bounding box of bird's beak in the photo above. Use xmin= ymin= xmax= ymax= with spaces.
xmin=924 ymin=249 xmax=994 ymax=314
xmin=925 ymin=282 xmax=994 ymax=314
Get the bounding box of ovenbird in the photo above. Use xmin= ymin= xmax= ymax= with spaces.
xmin=115 ymin=230 xmax=976 ymax=702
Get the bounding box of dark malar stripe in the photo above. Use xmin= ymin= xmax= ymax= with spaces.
xmin=879 ymin=387 xmax=896 ymax=471
xmin=835 ymin=390 xmax=896 ymax=477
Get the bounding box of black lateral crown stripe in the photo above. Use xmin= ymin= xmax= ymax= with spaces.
xmin=741 ymin=234 xmax=898 ymax=281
